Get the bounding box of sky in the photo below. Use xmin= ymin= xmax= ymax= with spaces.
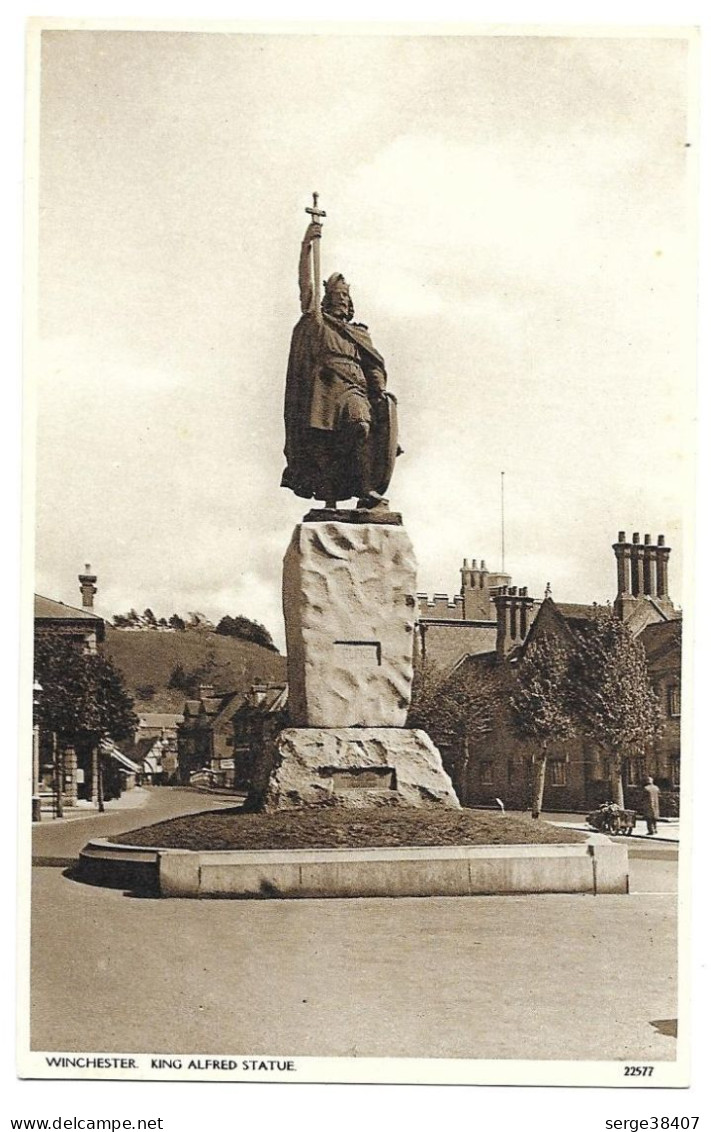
xmin=31 ymin=28 xmax=696 ymax=648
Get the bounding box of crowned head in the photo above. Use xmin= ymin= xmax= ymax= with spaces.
xmin=322 ymin=273 xmax=354 ymax=321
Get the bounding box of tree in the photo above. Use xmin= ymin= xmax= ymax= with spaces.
xmin=33 ymin=632 xmax=138 ymax=812
xmin=571 ymin=607 xmax=661 ymax=808
xmin=510 ymin=632 xmax=577 ymax=819
xmin=111 ymin=608 xmax=142 ymax=628
xmin=142 ymin=608 xmax=157 ymax=628
xmin=408 ymin=659 xmax=505 ymax=802
xmin=167 ymin=662 xmax=190 ymax=693
xmin=215 ymin=615 xmax=278 ymax=652
xmin=168 ymin=614 xmax=186 ymax=631
xmin=167 ymin=646 xmax=231 ymax=699
xmin=34 ymin=632 xmax=138 ymax=742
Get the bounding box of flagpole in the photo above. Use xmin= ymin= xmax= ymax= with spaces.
xmin=501 ymin=471 xmax=505 ymax=574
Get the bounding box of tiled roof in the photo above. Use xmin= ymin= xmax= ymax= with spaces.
xmin=451 ymin=651 xmax=498 ymax=674
xmin=132 ymin=737 xmax=160 ymax=759
xmin=138 ymin=713 xmax=183 ymax=728
xmin=640 ymin=619 xmax=682 ymax=658
xmin=554 ymin=603 xmax=600 ymax=622
xmin=209 ymin=692 xmax=244 ymax=726
xmin=34 ymin=594 xmax=103 ymax=623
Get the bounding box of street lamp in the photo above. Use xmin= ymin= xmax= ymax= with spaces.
xmin=32 ymin=681 xmax=43 ymax=822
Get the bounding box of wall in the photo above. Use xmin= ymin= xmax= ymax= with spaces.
xmin=416 ymin=621 xmax=497 ymax=672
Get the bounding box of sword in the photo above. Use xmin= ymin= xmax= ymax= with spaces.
xmin=305 ymin=192 xmax=326 ymax=312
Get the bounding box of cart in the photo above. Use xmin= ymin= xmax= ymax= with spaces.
xmin=587 ymin=802 xmax=637 ymax=836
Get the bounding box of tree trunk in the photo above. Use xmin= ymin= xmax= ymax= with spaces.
xmin=97 ymin=748 xmax=105 ymax=813
xmin=459 ymin=735 xmax=471 ymax=805
xmin=611 ymin=753 xmax=625 ymax=808
xmin=531 ymin=750 xmax=547 ymax=819
xmin=53 ymin=733 xmax=64 ymax=818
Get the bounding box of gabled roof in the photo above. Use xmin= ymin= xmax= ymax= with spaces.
xmin=208 ymin=691 xmax=245 ymax=728
xmin=99 ymin=737 xmax=140 ymax=772
xmin=131 ymin=736 xmax=161 ymax=760
xmin=34 ymin=594 xmax=105 ymax=640
xmin=138 ymin=713 xmax=182 ymax=729
xmin=232 ymin=683 xmax=289 ymax=718
xmin=553 ymin=602 xmax=600 ymax=625
xmin=450 ymin=650 xmax=499 ymax=676
xmin=201 ymin=696 xmax=227 ymax=717
xmin=640 ymin=619 xmax=682 ymax=660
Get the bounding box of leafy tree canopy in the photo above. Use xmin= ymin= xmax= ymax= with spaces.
xmin=34 ymin=631 xmax=138 ymax=742
xmin=571 ymin=607 xmax=661 ymax=758
xmin=408 ymin=659 xmax=506 ymax=748
xmin=510 ymin=632 xmax=576 ymax=749
xmin=215 ymin=615 xmax=278 ymax=652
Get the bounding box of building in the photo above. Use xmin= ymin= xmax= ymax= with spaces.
xmin=131 ymin=713 xmax=182 ymax=783
xmin=231 ymin=683 xmax=288 ymax=792
xmin=416 ymin=558 xmax=513 ymax=671
xmin=33 ymin=566 xmax=136 ymax=815
xmin=419 ymin=531 xmax=682 ymax=814
xmin=177 ymin=685 xmax=243 ymax=786
xmin=177 ymin=682 xmax=288 ymax=791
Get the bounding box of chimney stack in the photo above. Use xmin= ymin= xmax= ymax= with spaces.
xmin=613 ymin=530 xmax=674 ymax=619
xmin=494 ymin=585 xmax=535 ymax=659
xmin=460 ymin=554 xmax=494 ymax=620
xmin=78 ymin=563 xmax=97 ymax=610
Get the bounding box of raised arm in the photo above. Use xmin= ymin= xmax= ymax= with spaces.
xmin=299 ymin=221 xmax=322 ymax=315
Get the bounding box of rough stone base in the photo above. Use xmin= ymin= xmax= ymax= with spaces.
xmin=283 ymin=522 xmax=418 ymax=728
xmin=247 ymin=727 xmax=461 ymax=812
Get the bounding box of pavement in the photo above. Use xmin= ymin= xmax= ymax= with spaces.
xmin=543 ymin=812 xmax=680 ymax=845
xmin=27 ymin=788 xmax=679 ymax=1062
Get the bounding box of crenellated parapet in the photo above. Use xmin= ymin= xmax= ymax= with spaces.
xmin=416 ymin=592 xmax=465 ymax=620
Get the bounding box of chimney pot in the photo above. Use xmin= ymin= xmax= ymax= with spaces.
xmin=657 ymin=534 xmax=665 ymax=547
xmin=644 ymin=534 xmax=651 ymax=545
xmin=480 ymin=560 xmax=487 ymax=572
xmin=632 ymin=532 xmax=640 ymax=544
xmin=618 ymin=531 xmax=626 ymax=543
xmin=78 ymin=565 xmax=98 ymax=610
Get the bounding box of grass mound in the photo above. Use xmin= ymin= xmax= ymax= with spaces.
xmin=113 ymin=806 xmax=589 ymax=851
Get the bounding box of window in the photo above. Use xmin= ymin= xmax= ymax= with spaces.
xmin=670 ymin=756 xmax=681 ymax=787
xmin=668 ymin=685 xmax=681 ymax=718
xmin=507 ymin=758 xmax=516 ymax=786
xmin=550 ymin=760 xmax=567 ymax=786
xmin=626 ymin=757 xmax=647 ymax=786
xmin=480 ymin=761 xmax=494 ymax=786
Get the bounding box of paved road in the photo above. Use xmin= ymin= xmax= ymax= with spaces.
xmin=31 ymin=787 xmax=238 ymax=863
xmin=28 ymin=790 xmax=678 ymax=1062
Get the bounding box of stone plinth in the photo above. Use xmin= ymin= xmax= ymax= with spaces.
xmin=283 ymin=521 xmax=418 ymax=728
xmin=247 ymin=727 xmax=461 ymax=812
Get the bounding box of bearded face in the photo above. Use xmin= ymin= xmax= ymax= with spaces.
xmin=322 ymin=275 xmax=353 ymax=321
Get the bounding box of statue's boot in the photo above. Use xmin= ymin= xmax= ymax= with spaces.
xmin=357 ymin=492 xmax=388 ymax=510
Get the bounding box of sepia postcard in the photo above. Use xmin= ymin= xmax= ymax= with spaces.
xmin=18 ymin=19 xmax=700 ymax=1090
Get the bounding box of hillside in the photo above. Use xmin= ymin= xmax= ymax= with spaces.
xmin=102 ymin=627 xmax=287 ymax=711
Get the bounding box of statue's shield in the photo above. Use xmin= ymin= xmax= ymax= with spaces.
xmin=370 ymin=394 xmax=399 ymax=497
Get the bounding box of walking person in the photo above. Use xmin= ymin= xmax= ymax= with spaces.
xmin=642 ymin=775 xmax=661 ymax=835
